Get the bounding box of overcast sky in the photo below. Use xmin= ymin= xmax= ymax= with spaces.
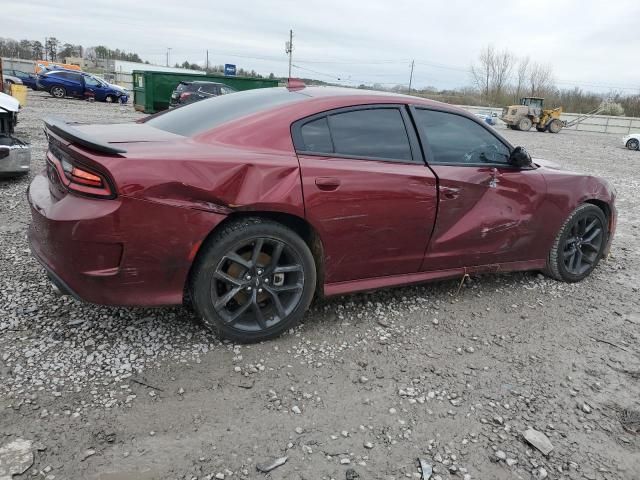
xmin=8 ymin=0 xmax=640 ymax=92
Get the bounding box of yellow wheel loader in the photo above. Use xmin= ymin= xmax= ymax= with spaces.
xmin=501 ymin=97 xmax=564 ymax=133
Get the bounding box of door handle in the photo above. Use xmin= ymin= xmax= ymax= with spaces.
xmin=440 ymin=186 xmax=460 ymax=199
xmin=315 ymin=177 xmax=341 ymax=191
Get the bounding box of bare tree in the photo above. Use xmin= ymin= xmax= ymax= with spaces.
xmin=490 ymin=49 xmax=515 ymax=101
xmin=515 ymin=56 xmax=529 ymax=100
xmin=529 ymin=62 xmax=555 ymax=97
xmin=470 ymin=45 xmax=495 ymax=100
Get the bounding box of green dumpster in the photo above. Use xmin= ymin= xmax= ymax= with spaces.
xmin=132 ymin=71 xmax=279 ymax=114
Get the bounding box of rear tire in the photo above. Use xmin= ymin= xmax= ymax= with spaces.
xmin=50 ymin=86 xmax=66 ymax=98
xmin=189 ymin=217 xmax=316 ymax=343
xmin=546 ymin=204 xmax=607 ymax=283
xmin=518 ymin=117 xmax=532 ymax=131
xmin=548 ymin=119 xmax=563 ymax=133
xmin=626 ymin=138 xmax=640 ymax=151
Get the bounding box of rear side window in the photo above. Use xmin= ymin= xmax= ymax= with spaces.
xmin=300 ymin=117 xmax=333 ymax=154
xmin=296 ymin=107 xmax=413 ymax=162
xmin=330 ymin=109 xmax=412 ymax=161
xmin=200 ymin=84 xmax=220 ymax=94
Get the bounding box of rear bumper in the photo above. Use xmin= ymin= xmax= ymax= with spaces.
xmin=27 ymin=172 xmax=226 ymax=306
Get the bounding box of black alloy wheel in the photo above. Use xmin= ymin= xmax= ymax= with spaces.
xmin=547 ymin=204 xmax=607 ymax=282
xmin=190 ymin=218 xmax=316 ymax=342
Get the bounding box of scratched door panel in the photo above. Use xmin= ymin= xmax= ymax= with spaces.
xmin=422 ymin=165 xmax=547 ymax=270
xmin=298 ymin=155 xmax=437 ymax=283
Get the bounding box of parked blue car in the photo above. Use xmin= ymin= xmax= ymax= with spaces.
xmin=2 ymin=69 xmax=38 ymax=90
xmin=36 ymin=70 xmax=128 ymax=103
xmin=474 ymin=111 xmax=498 ymax=126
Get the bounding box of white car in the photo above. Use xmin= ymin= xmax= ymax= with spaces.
xmin=2 ymin=74 xmax=23 ymax=93
xmin=0 ymin=91 xmax=31 ymax=176
xmin=623 ymin=133 xmax=640 ymax=151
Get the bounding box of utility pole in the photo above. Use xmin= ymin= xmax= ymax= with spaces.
xmin=285 ymin=29 xmax=293 ymax=79
xmin=206 ymin=50 xmax=209 ymax=71
xmin=408 ymin=60 xmax=415 ymax=94
xmin=166 ymin=47 xmax=172 ymax=67
xmin=44 ymin=37 xmax=48 ymax=61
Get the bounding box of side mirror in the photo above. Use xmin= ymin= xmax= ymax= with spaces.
xmin=509 ymin=146 xmax=532 ymax=168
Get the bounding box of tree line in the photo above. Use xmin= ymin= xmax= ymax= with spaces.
xmin=379 ymin=45 xmax=639 ymax=117
xmin=464 ymin=45 xmax=638 ymax=116
xmin=0 ymin=37 xmax=143 ymax=63
xmin=0 ymin=36 xmax=275 ymax=79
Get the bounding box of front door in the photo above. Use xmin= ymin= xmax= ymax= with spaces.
xmin=293 ymin=106 xmax=438 ymax=283
xmin=411 ymin=107 xmax=547 ymax=271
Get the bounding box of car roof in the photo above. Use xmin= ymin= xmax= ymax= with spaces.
xmin=279 ymin=85 xmax=458 ymax=112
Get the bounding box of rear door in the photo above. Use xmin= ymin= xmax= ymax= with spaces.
xmin=411 ymin=107 xmax=547 ymax=271
xmin=293 ymin=105 xmax=438 ymax=283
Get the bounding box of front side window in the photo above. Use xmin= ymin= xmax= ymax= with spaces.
xmin=414 ymin=109 xmax=510 ymax=165
xmin=84 ymin=76 xmax=100 ymax=87
xmin=296 ymin=107 xmax=414 ymax=162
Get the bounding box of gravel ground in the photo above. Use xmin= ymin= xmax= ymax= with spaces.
xmin=1 ymin=91 xmax=639 ymax=480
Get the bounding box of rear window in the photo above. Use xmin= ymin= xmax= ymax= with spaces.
xmin=175 ymin=82 xmax=193 ymax=93
xmin=147 ymin=88 xmax=303 ymax=137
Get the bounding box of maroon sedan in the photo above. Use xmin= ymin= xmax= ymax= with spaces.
xmin=28 ymin=85 xmax=616 ymax=342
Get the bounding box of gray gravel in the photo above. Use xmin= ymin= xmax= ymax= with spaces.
xmin=1 ymin=91 xmax=639 ymax=480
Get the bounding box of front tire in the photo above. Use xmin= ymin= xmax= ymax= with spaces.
xmin=626 ymin=138 xmax=640 ymax=151
xmin=105 ymin=95 xmax=115 ymax=103
xmin=548 ymin=119 xmax=563 ymax=133
xmin=547 ymin=204 xmax=607 ymax=282
xmin=50 ymin=86 xmax=66 ymax=98
xmin=190 ymin=218 xmax=316 ymax=343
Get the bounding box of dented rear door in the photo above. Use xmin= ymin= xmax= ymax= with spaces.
xmin=293 ymin=106 xmax=437 ymax=283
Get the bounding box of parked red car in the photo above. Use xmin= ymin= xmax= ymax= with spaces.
xmin=28 ymin=85 xmax=616 ymax=342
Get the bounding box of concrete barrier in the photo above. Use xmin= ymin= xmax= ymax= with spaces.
xmin=458 ymin=105 xmax=640 ymax=135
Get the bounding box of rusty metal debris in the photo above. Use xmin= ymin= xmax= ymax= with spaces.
xmin=620 ymin=408 xmax=640 ymax=435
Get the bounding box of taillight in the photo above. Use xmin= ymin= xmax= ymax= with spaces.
xmin=179 ymin=92 xmax=192 ymax=100
xmin=48 ymin=145 xmax=115 ymax=198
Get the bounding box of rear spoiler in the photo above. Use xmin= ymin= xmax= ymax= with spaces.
xmin=43 ymin=117 xmax=127 ymax=155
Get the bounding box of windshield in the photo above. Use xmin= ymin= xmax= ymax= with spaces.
xmin=147 ymin=87 xmax=304 ymax=137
